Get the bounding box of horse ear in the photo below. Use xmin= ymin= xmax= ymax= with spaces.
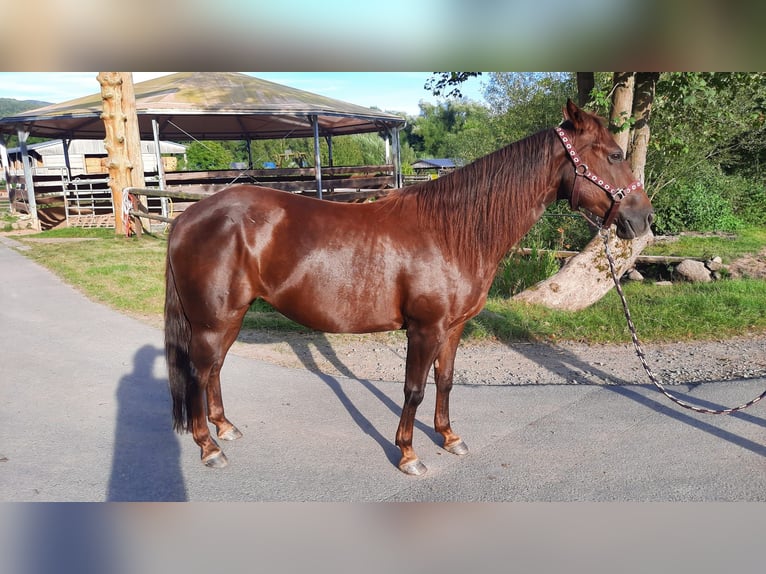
xmin=563 ymin=98 xmax=583 ymax=126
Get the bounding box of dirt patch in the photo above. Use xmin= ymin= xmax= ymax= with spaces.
xmin=728 ymin=247 xmax=766 ymax=279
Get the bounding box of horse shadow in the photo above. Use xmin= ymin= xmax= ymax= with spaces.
xmin=279 ymin=333 xmax=439 ymax=467
xmin=107 ymin=344 xmax=187 ymax=501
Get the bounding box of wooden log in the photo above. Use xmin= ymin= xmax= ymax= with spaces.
xmin=516 ymin=247 xmax=704 ymax=264
xmin=129 ymin=210 xmax=173 ymax=223
xmin=513 ymin=230 xmax=655 ymax=311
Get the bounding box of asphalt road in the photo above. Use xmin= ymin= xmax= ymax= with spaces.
xmin=1 ymin=236 xmax=764 ymax=501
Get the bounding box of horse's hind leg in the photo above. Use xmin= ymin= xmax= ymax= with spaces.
xmin=205 ymin=320 xmax=246 ymax=442
xmin=433 ymin=324 xmax=469 ymax=456
xmin=207 ymin=365 xmax=243 ymax=442
xmin=190 ymin=317 xmax=246 ymax=468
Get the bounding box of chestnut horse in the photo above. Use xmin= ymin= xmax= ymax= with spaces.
xmin=165 ymin=100 xmax=653 ymax=475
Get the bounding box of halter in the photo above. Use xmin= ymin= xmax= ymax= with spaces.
xmin=555 ymin=126 xmax=643 ymax=229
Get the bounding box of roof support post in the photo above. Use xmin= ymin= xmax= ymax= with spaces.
xmin=17 ymin=129 xmax=39 ymax=230
xmin=62 ymin=138 xmax=73 ymax=180
xmin=0 ymin=136 xmax=11 ymax=211
xmin=324 ymin=135 xmax=334 ymax=167
xmin=310 ymin=115 xmax=322 ymax=199
xmin=151 ymin=119 xmax=166 ymax=190
xmin=391 ymin=126 xmax=402 ymax=188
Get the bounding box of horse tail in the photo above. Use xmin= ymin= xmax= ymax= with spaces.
xmin=164 ymin=250 xmax=195 ymax=434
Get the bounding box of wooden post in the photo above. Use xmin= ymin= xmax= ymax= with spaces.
xmin=18 ymin=129 xmax=40 ymax=231
xmin=98 ymin=72 xmax=145 ymax=235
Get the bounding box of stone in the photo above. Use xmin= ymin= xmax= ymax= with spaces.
xmin=675 ymin=259 xmax=712 ymax=282
xmin=627 ymin=268 xmax=644 ymax=281
xmin=706 ymin=256 xmax=724 ymax=272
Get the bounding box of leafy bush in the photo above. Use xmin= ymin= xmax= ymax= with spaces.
xmin=522 ymin=203 xmax=594 ymax=251
xmin=491 ymin=243 xmax=560 ymax=298
xmin=651 ymin=178 xmax=743 ymax=234
xmin=721 ymin=176 xmax=766 ymax=226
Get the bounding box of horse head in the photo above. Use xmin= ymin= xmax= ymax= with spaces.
xmin=557 ymin=99 xmax=654 ymax=239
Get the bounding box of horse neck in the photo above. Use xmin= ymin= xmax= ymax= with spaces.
xmin=410 ymin=129 xmax=562 ymax=274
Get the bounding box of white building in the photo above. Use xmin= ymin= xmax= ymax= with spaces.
xmin=6 ymin=139 xmax=186 ymax=177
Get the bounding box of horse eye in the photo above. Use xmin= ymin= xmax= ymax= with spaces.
xmin=609 ymin=152 xmax=624 ymax=163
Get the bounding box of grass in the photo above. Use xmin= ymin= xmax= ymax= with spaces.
xmin=9 ymin=225 xmax=766 ymax=344
xmin=475 ymin=279 xmax=766 ymax=343
xmin=644 ymin=226 xmax=766 ymax=263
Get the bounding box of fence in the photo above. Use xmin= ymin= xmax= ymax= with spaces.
xmin=8 ymin=164 xmax=397 ymax=230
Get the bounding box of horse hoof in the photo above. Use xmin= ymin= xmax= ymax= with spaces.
xmin=218 ymin=426 xmax=243 ymax=441
xmin=399 ymin=459 xmax=427 ymax=476
xmin=203 ymin=450 xmax=228 ymax=469
xmin=445 ymin=440 xmax=469 ymax=456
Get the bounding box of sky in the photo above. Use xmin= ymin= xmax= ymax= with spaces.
xmin=0 ymin=72 xmax=487 ymax=117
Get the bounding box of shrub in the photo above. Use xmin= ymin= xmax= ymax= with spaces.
xmin=722 ymin=176 xmax=766 ymax=226
xmin=491 ymin=243 xmax=560 ymax=298
xmin=652 ymin=178 xmax=743 ymax=234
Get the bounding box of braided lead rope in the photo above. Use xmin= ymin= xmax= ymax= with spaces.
xmin=601 ymin=228 xmax=766 ymax=414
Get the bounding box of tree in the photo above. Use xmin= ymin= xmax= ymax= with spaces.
xmin=98 ymin=72 xmax=144 ymax=236
xmin=406 ymin=100 xmax=494 ymax=161
xmin=628 ymin=73 xmax=660 ymax=185
xmin=646 ymin=73 xmax=766 ymax=232
xmin=484 ymin=72 xmax=576 ymax=146
xmin=424 ymin=72 xmax=482 ymax=98
xmin=576 ymin=72 xmax=595 ymax=107
xmin=183 ymin=141 xmax=234 ymax=170
xmin=609 ymin=72 xmax=635 ymax=154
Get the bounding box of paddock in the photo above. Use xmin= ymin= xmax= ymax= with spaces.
xmin=0 ymin=72 xmax=406 ymax=230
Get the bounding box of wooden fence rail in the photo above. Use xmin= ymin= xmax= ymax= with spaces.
xmin=515 ymin=247 xmax=705 ymax=264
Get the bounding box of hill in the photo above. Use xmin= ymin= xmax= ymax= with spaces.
xmin=0 ymin=97 xmax=51 ymax=119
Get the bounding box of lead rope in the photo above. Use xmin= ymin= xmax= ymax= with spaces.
xmin=601 ymin=228 xmax=766 ymax=414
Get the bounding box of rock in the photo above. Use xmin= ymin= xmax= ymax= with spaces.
xmin=627 ymin=268 xmax=644 ymax=281
xmin=655 ymin=280 xmax=673 ymax=286
xmin=706 ymin=256 xmax=724 ymax=272
xmin=675 ymin=259 xmax=712 ymax=282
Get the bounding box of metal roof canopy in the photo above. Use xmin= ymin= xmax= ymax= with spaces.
xmin=0 ymin=72 xmax=406 ymax=141
xmin=0 ymin=73 xmax=406 ymax=219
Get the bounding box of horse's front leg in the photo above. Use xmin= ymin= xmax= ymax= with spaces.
xmin=433 ymin=324 xmax=469 ymax=456
xmin=396 ymin=325 xmax=442 ymax=475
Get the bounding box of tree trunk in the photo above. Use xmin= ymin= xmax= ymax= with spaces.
xmin=609 ymin=72 xmax=635 ymax=154
xmin=576 ymin=72 xmax=595 ymax=107
xmin=98 ymin=72 xmax=145 ymax=236
xmin=512 ymin=228 xmax=654 ymax=311
xmin=628 ymin=72 xmax=659 ymax=184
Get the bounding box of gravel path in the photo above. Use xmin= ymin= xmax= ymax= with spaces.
xmin=231 ymin=329 xmax=766 ymax=388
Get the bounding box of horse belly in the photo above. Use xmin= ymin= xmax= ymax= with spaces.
xmin=263 ymin=251 xmax=405 ymax=334
xmin=267 ymin=289 xmax=404 ymax=334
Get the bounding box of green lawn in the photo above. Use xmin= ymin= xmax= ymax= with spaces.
xmin=12 ymin=225 xmax=766 ymax=344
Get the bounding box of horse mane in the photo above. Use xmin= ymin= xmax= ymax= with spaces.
xmin=385 ymin=128 xmax=559 ymax=269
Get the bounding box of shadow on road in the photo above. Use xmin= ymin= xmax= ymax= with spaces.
xmin=509 ymin=339 xmax=766 ymax=456
xmin=284 ymin=333 xmax=441 ymax=468
xmin=107 ymin=344 xmax=187 ymax=501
